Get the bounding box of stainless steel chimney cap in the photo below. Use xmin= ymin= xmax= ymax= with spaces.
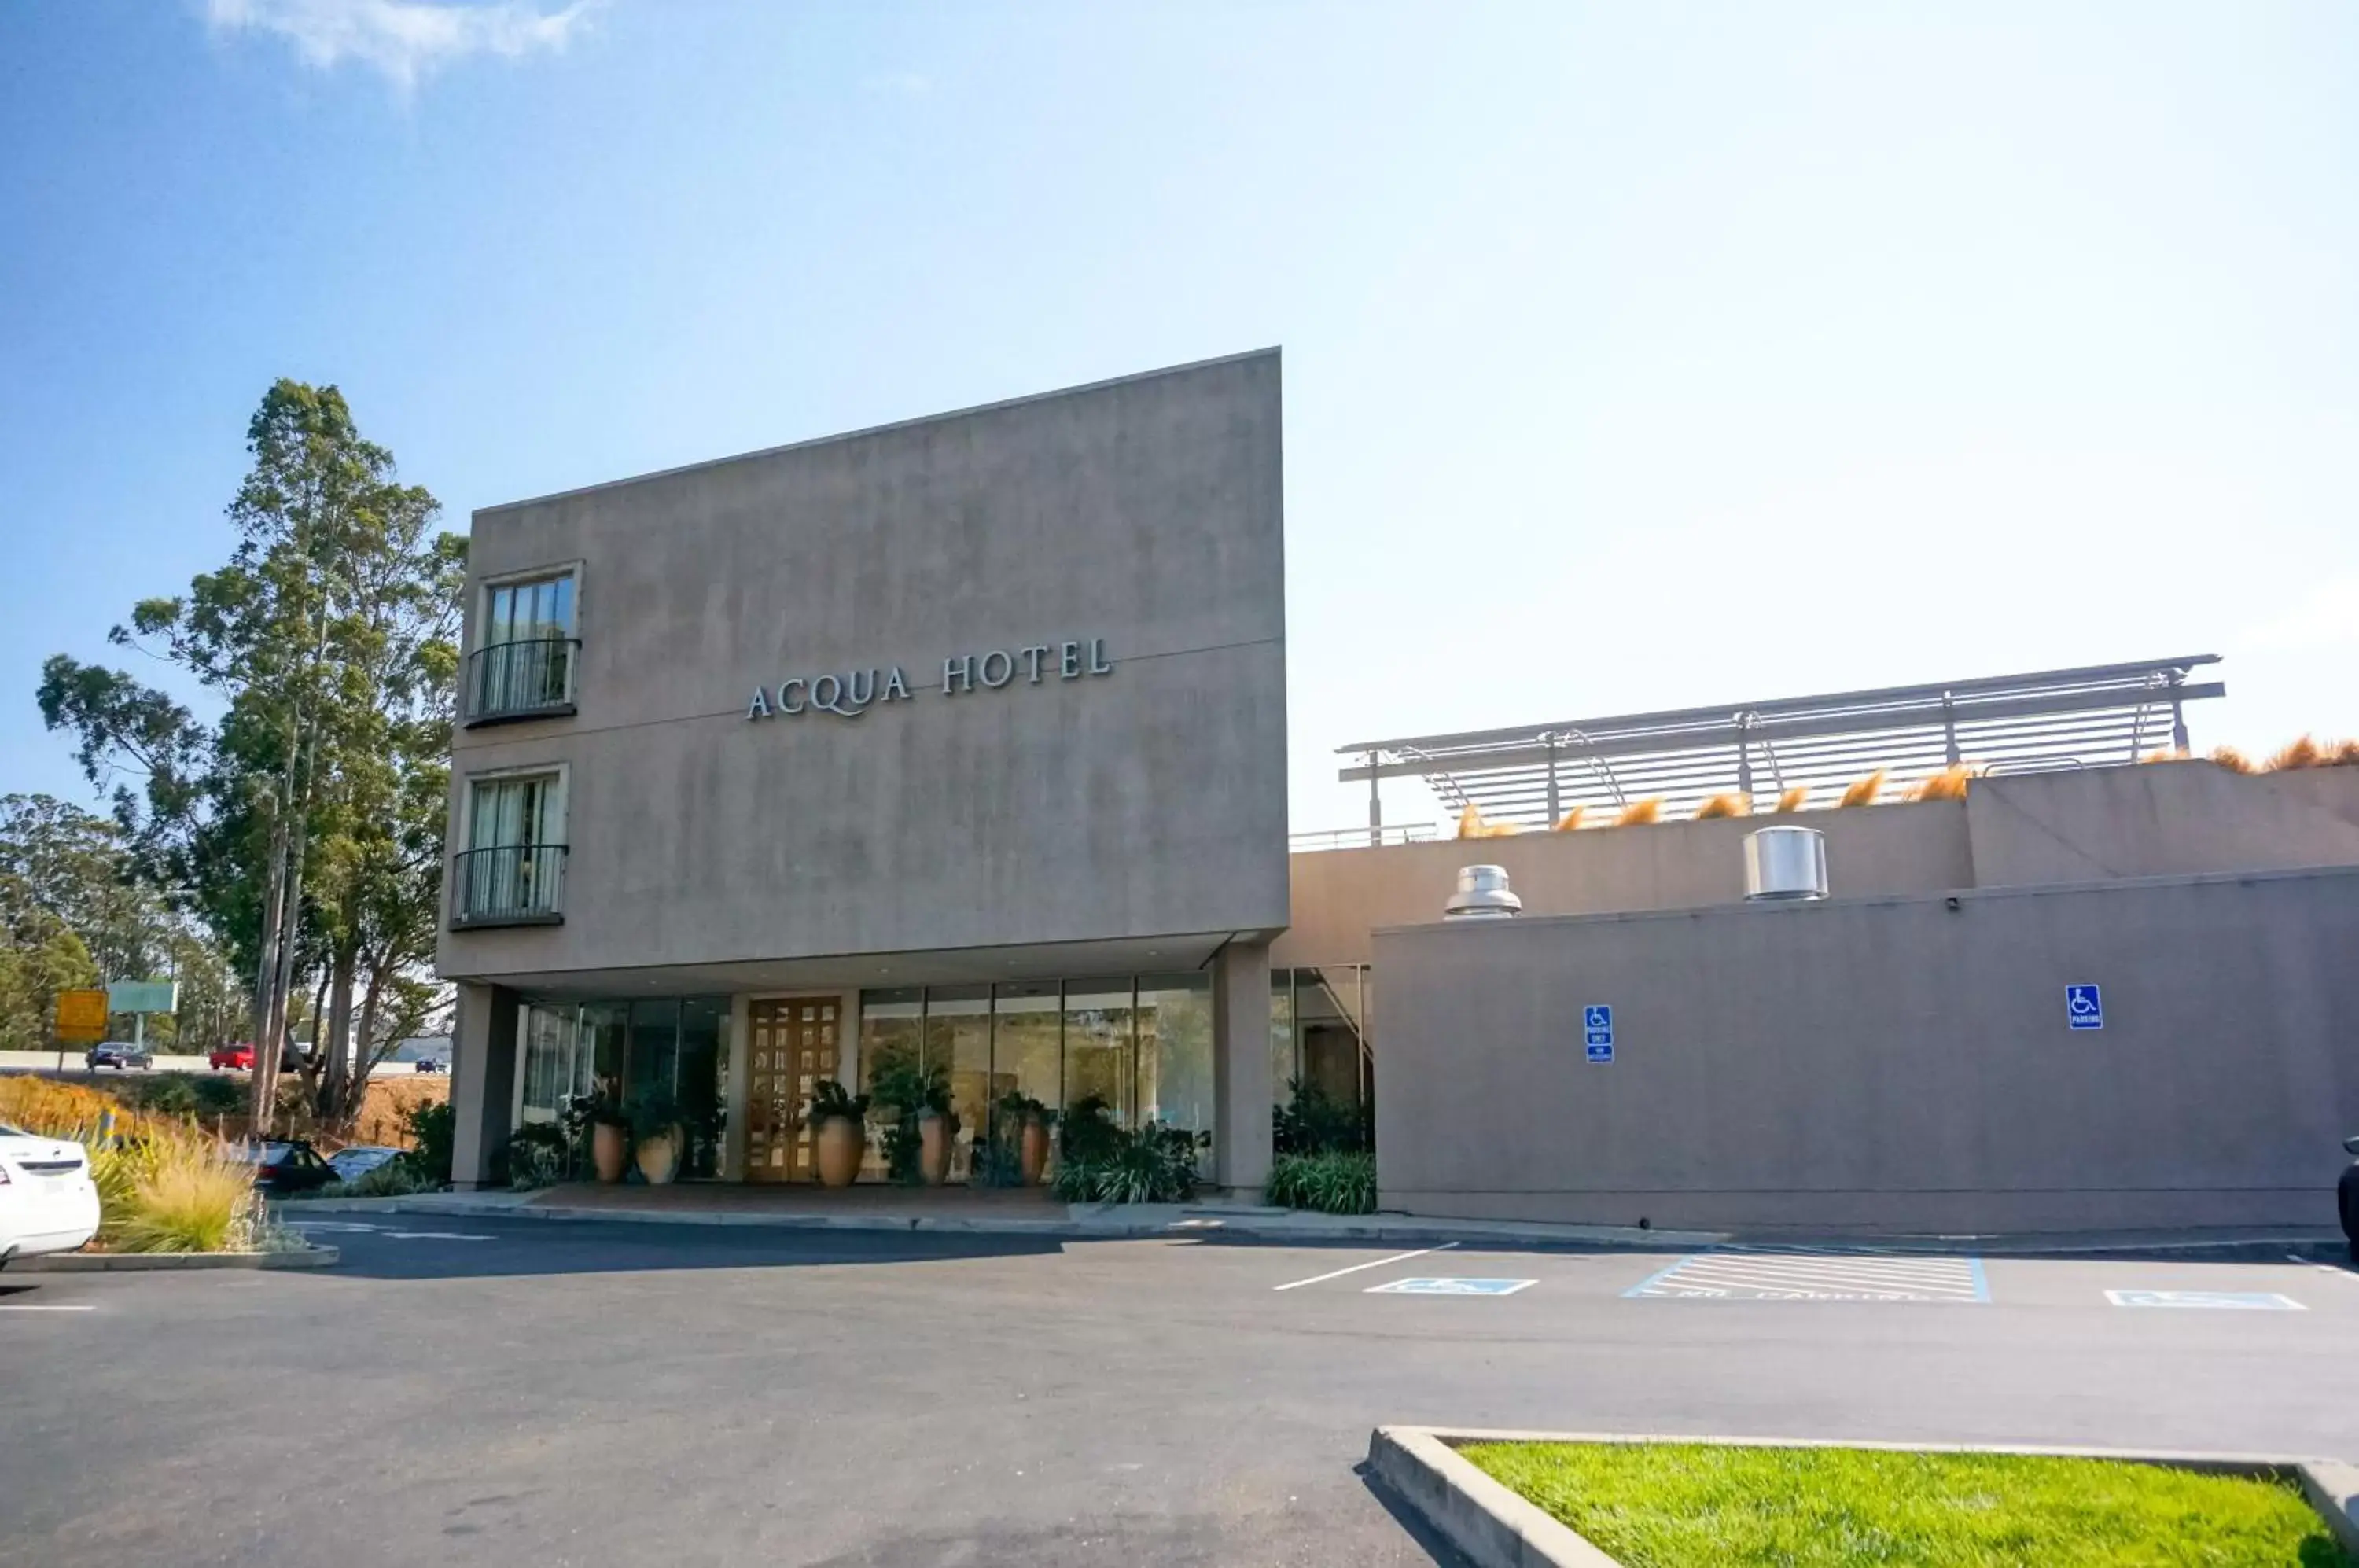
xmin=1444 ymin=863 xmax=1522 ymax=919
xmin=1743 ymin=826 xmax=1829 ymax=900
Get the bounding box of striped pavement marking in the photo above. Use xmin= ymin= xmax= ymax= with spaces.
xmin=1625 ymin=1246 xmax=1989 ymax=1303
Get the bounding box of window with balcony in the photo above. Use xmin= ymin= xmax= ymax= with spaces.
xmin=452 ymin=770 xmax=567 ymax=928
xmin=467 ymin=571 xmax=578 ymax=725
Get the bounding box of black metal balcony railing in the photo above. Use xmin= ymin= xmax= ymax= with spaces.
xmin=450 ymin=844 xmax=568 ymax=929
xmin=466 ymin=637 xmax=579 ymax=725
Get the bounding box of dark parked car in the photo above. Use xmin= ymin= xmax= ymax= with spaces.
xmin=85 ymin=1042 xmax=153 ymax=1071
xmin=232 ymin=1138 xmax=337 ymax=1198
xmin=412 ymin=1056 xmax=447 ymax=1074
xmin=2339 ymin=1134 xmax=2358 ymax=1264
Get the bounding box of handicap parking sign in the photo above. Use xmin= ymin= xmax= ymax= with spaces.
xmin=2066 ymin=984 xmax=2103 ymax=1030
xmin=1367 ymin=1277 xmax=1536 ymax=1296
xmin=1584 ymin=1005 xmax=1613 ymax=1032
xmin=1585 ymin=1041 xmax=1614 ymax=1065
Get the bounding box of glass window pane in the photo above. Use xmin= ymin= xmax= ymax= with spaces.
xmin=1270 ymin=969 xmax=1297 ymax=1099
xmin=580 ymin=1001 xmax=627 ymax=1103
xmin=1138 ymin=973 xmax=1213 ymax=1141
xmin=992 ymin=982 xmax=1062 ymax=1119
xmin=1062 ymin=980 xmax=1135 ymax=1128
xmin=627 ymin=998 xmax=680 ymax=1106
xmin=922 ymin=985 xmax=991 ymax=1180
xmin=858 ymin=988 xmax=924 ymax=1180
xmin=518 ymin=1004 xmax=572 ymax=1121
xmin=678 ymin=998 xmax=726 ymax=1180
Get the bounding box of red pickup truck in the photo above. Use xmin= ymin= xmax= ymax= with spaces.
xmin=208 ymin=1043 xmax=256 ymax=1072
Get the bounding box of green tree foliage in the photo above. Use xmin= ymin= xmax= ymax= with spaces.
xmin=38 ymin=381 xmax=465 ymax=1121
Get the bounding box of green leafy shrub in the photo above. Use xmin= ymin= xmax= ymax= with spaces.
xmin=350 ymin=1155 xmax=436 ymax=1197
xmin=1272 ymin=1077 xmax=1370 ymax=1156
xmin=404 ymin=1100 xmax=455 ymax=1183
xmin=502 ymin=1123 xmax=571 ymax=1190
xmin=129 ymin=1073 xmax=201 ymax=1116
xmin=1054 ymin=1123 xmax=1207 ymax=1204
xmin=190 ymin=1074 xmax=245 ymax=1116
xmin=626 ymin=1084 xmax=683 ymax=1143
xmin=1266 ymin=1150 xmax=1378 ymax=1215
xmin=867 ymin=1062 xmax=953 ymax=1183
xmin=805 ymin=1078 xmax=870 ymax=1124
xmin=1058 ymin=1093 xmax=1123 ymax=1165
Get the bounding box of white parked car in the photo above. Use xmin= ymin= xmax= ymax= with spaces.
xmin=0 ymin=1123 xmax=101 ymax=1266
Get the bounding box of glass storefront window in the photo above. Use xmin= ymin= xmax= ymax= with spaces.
xmin=678 ymin=998 xmax=727 ymax=1180
xmin=1270 ymin=970 xmax=1297 ymax=1097
xmin=992 ymin=982 xmax=1062 ymax=1118
xmin=923 ymin=985 xmax=992 ymax=1180
xmin=857 ymin=989 xmax=923 ymax=1180
xmin=1062 ymin=981 xmax=1135 ymax=1127
xmin=627 ymin=999 xmax=680 ymax=1108
xmin=1139 ymin=972 xmax=1213 ymax=1154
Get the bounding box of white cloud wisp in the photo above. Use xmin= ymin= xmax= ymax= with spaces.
xmin=207 ymin=0 xmax=593 ymax=93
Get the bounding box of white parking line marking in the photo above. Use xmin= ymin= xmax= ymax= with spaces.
xmin=383 ymin=1231 xmax=495 ymax=1242
xmin=1272 ymin=1242 xmax=1457 ymax=1291
xmin=282 ymin=1220 xmax=382 ymax=1232
xmin=2106 ymin=1290 xmax=2305 ymax=1311
xmin=0 ymin=1304 xmax=95 ymax=1312
xmin=1628 ymin=1250 xmax=1987 ymax=1302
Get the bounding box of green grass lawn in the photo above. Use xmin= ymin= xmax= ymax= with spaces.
xmin=1458 ymin=1441 xmax=2353 ymax=1567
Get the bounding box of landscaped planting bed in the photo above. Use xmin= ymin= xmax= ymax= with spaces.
xmin=1459 ymin=1441 xmax=2353 ymax=1567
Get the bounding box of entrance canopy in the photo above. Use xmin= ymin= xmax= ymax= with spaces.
xmin=1334 ymin=654 xmax=2225 ymax=834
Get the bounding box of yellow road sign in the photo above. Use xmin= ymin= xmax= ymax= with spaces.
xmin=54 ymin=988 xmax=111 ymax=1043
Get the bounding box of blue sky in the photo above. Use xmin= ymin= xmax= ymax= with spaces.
xmin=2 ymin=1 xmax=2353 ymax=833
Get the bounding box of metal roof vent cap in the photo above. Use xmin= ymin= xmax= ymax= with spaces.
xmin=1444 ymin=863 xmax=1522 ymax=920
xmin=1744 ymin=826 xmax=1828 ymax=901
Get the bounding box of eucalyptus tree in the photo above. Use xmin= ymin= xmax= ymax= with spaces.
xmin=40 ymin=380 xmax=466 ymax=1122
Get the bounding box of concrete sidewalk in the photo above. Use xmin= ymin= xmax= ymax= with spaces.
xmin=281 ymin=1183 xmax=2351 ymax=1258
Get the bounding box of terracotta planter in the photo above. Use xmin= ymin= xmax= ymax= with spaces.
xmin=591 ymin=1121 xmax=628 ymax=1183
xmin=918 ymin=1110 xmax=953 ymax=1186
xmin=815 ymin=1115 xmax=864 ymax=1187
xmin=635 ymin=1126 xmax=681 ymax=1186
xmin=1018 ymin=1116 xmax=1051 ymax=1187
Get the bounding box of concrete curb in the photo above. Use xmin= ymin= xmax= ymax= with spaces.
xmin=279 ymin=1195 xmax=1720 ymax=1248
xmin=1367 ymin=1426 xmax=2359 ymax=1567
xmin=16 ymin=1245 xmax=339 ymax=1272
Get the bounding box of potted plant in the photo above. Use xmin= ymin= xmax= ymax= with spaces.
xmin=872 ymin=1061 xmax=959 ymax=1185
xmin=997 ymin=1090 xmax=1057 ymax=1187
xmin=805 ymin=1079 xmax=870 ymax=1188
xmin=628 ymin=1084 xmax=685 ymax=1186
xmin=579 ymin=1086 xmax=630 ymax=1183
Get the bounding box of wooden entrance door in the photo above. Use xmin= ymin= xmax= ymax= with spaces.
xmin=746 ymin=997 xmax=841 ymax=1182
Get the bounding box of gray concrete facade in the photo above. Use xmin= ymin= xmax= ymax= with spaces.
xmin=437 ymin=352 xmax=1289 ymax=1186
xmin=1372 ymin=865 xmax=2359 ymax=1234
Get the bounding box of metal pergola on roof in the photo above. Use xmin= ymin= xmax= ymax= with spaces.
xmin=1330 ymin=655 xmax=2225 ymax=841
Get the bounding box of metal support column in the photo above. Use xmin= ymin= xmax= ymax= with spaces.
xmin=1544 ymin=737 xmax=1561 ymax=826
xmin=1366 ymin=749 xmax=1382 ymax=847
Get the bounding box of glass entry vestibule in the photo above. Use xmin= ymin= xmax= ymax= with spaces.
xmin=513 ymin=996 xmax=729 ymax=1180
xmin=858 ymin=974 xmax=1214 ymax=1183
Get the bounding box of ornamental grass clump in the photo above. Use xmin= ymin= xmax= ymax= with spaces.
xmin=1838 ymin=768 xmax=1886 ymax=807
xmin=1775 ymin=786 xmax=1809 ymax=813
xmin=1912 ymin=763 xmax=1975 ymax=802
xmin=1265 ymin=1150 xmax=1378 ymax=1215
xmin=1692 ymin=792 xmax=1749 ymax=819
xmin=114 ymin=1147 xmax=261 ymax=1254
xmin=1456 ymin=804 xmax=1520 ymax=838
xmin=1615 ymin=797 xmax=1662 ymax=826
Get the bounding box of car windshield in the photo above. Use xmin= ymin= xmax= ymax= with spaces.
xmin=0 ymin=1122 xmax=25 ymax=1136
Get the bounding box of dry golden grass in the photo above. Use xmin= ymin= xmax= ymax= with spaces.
xmin=1616 ymin=797 xmax=1663 ymax=826
xmin=114 ymin=1150 xmax=259 ymax=1254
xmin=2261 ymin=734 xmax=2359 ymax=771
xmin=2140 ymin=748 xmax=2188 ymax=764
xmin=1692 ymin=792 xmax=1750 ymax=819
xmin=1838 ymin=769 xmax=1886 ymax=808
xmin=1553 ymin=805 xmax=1586 ymax=832
xmin=1775 ymin=785 xmax=1810 ymax=813
xmin=1456 ymin=803 xmax=1521 ymax=838
xmin=2209 ymin=745 xmax=2254 ymax=774
xmin=1913 ymin=764 xmax=1975 ymax=803
xmin=354 ymin=1076 xmax=448 ymax=1147
xmin=0 ymin=1077 xmax=170 ymax=1140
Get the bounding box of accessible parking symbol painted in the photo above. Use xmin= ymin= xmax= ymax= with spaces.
xmin=2105 ymin=1290 xmax=2305 ymax=1311
xmin=1366 ymin=1277 xmax=1536 ymax=1297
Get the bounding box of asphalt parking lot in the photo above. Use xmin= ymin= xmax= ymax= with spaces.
xmin=3 ymin=1221 xmax=2353 ymax=1567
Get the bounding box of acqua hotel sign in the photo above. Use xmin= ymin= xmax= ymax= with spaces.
xmin=746 ymin=637 xmax=1114 ymax=721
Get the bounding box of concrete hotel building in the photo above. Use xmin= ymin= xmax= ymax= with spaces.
xmin=443 ymin=350 xmax=2359 ymax=1233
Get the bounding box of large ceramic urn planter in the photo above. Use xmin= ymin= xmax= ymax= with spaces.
xmin=815 ymin=1115 xmax=864 ymax=1187
xmin=635 ymin=1126 xmax=682 ymax=1186
xmin=1018 ymin=1115 xmax=1051 ymax=1187
xmin=591 ymin=1121 xmax=628 ymax=1183
xmin=918 ymin=1110 xmax=954 ymax=1186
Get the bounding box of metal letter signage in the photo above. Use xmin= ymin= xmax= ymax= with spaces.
xmin=749 ymin=639 xmax=1113 ymax=722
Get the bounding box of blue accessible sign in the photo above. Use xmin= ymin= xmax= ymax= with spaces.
xmin=2066 ymin=984 xmax=2104 ymax=1030
xmin=1367 ymin=1277 xmax=1537 ymax=1297
xmin=1584 ymin=1003 xmax=1614 ymax=1063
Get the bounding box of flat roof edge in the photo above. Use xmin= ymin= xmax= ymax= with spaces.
xmin=474 ymin=346 xmax=1283 ymax=517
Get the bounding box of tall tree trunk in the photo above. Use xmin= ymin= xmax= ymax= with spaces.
xmin=348 ymin=962 xmax=386 ymax=1125
xmin=258 ymin=733 xmax=318 ymax=1129
xmin=321 ymin=940 xmax=355 ymax=1121
xmin=247 ymin=803 xmax=292 ymax=1125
